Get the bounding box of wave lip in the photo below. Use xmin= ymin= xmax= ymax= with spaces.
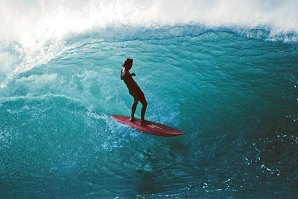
xmin=0 ymin=0 xmax=297 ymax=86
xmin=1 ymin=0 xmax=298 ymax=43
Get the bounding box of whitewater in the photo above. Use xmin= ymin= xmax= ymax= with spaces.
xmin=0 ymin=0 xmax=298 ymax=198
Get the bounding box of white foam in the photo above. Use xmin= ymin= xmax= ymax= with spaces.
xmin=0 ymin=0 xmax=297 ymax=85
xmin=2 ymin=0 xmax=297 ymax=44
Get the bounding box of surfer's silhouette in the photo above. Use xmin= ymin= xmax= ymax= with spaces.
xmin=121 ymin=58 xmax=147 ymax=125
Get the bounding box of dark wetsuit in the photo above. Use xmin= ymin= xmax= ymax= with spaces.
xmin=121 ymin=68 xmax=145 ymax=101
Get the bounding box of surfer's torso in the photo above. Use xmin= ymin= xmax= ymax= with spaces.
xmin=121 ymin=68 xmax=144 ymax=97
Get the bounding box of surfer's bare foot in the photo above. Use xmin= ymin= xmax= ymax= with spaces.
xmin=141 ymin=120 xmax=147 ymax=125
xmin=130 ymin=117 xmax=135 ymax=122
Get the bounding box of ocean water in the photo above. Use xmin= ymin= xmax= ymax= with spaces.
xmin=1 ymin=0 xmax=298 ymax=198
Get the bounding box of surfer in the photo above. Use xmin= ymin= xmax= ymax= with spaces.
xmin=121 ymin=58 xmax=147 ymax=125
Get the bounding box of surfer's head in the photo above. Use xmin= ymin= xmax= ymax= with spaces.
xmin=123 ymin=58 xmax=133 ymax=70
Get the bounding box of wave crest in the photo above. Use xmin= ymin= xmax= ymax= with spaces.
xmin=0 ymin=0 xmax=297 ymax=86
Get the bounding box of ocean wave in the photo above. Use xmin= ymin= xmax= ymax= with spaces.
xmin=1 ymin=0 xmax=298 ymax=40
xmin=1 ymin=0 xmax=297 ymax=86
xmin=0 ymin=6 xmax=297 ymax=195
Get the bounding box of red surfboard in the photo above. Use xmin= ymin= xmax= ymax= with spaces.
xmin=111 ymin=115 xmax=183 ymax=136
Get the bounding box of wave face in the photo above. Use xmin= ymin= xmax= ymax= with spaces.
xmin=1 ymin=1 xmax=298 ymax=198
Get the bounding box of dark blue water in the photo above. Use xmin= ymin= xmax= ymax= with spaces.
xmin=1 ymin=1 xmax=298 ymax=198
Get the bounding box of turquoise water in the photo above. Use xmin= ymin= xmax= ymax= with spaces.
xmin=1 ymin=1 xmax=298 ymax=198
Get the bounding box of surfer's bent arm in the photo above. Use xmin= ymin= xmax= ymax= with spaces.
xmin=121 ymin=68 xmax=135 ymax=80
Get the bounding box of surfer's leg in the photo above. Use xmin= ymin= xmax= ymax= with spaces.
xmin=140 ymin=96 xmax=147 ymax=124
xmin=131 ymin=97 xmax=138 ymax=122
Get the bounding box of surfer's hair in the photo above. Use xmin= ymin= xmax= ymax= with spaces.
xmin=123 ymin=58 xmax=133 ymax=68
